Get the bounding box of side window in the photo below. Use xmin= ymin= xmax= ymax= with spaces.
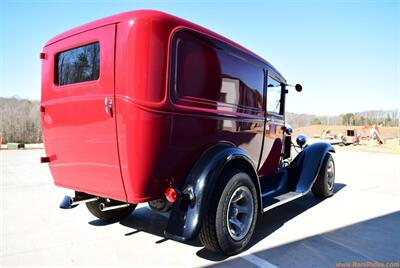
xmin=55 ymin=42 xmax=100 ymax=86
xmin=172 ymin=30 xmax=264 ymax=110
xmin=267 ymin=76 xmax=282 ymax=114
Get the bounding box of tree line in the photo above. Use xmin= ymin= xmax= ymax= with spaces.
xmin=285 ymin=110 xmax=399 ymax=128
xmin=340 ymin=111 xmax=399 ymax=127
xmin=0 ymin=97 xmax=42 ymax=144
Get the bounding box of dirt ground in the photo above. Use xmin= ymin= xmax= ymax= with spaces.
xmin=333 ymin=139 xmax=400 ymax=154
xmin=294 ymin=125 xmax=400 ymax=154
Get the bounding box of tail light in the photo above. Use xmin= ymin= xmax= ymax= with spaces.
xmin=165 ymin=187 xmax=178 ymax=203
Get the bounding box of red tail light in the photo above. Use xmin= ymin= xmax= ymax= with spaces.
xmin=165 ymin=187 xmax=178 ymax=203
xmin=40 ymin=156 xmax=50 ymax=163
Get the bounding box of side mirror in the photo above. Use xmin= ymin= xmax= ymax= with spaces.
xmin=295 ymin=84 xmax=303 ymax=92
xmin=296 ymin=135 xmax=307 ymax=148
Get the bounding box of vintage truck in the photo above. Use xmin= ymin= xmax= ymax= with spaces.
xmin=40 ymin=10 xmax=335 ymax=255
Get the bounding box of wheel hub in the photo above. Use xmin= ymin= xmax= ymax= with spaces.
xmin=226 ymin=186 xmax=254 ymax=241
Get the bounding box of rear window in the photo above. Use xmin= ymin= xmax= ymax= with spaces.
xmin=55 ymin=42 xmax=100 ymax=86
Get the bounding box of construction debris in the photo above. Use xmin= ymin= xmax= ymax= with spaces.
xmin=358 ymin=125 xmax=384 ymax=145
xmin=314 ymin=125 xmax=385 ymax=146
xmin=342 ymin=129 xmax=358 ymax=145
xmin=314 ymin=128 xmax=337 ymax=140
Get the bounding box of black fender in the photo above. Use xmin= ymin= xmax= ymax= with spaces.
xmin=164 ymin=143 xmax=260 ymax=242
xmin=288 ymin=142 xmax=335 ymax=193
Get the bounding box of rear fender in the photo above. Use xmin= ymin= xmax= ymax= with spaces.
xmin=288 ymin=142 xmax=335 ymax=193
xmin=164 ymin=143 xmax=260 ymax=241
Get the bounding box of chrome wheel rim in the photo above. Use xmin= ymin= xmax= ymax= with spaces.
xmin=227 ymin=186 xmax=254 ymax=241
xmin=327 ymin=160 xmax=335 ymax=191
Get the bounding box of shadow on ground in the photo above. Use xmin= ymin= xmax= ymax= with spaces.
xmin=88 ymin=183 xmax=347 ymax=261
xmin=119 ymin=206 xmax=203 ymax=247
xmin=196 ymin=183 xmax=347 ymax=261
xmin=208 ymin=211 xmax=400 ymax=268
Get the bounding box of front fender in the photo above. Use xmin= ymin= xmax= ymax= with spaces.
xmin=164 ymin=143 xmax=259 ymax=241
xmin=288 ymin=142 xmax=335 ymax=193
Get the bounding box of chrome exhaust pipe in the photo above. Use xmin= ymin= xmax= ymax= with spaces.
xmin=70 ymin=196 xmax=99 ymax=206
xmin=60 ymin=195 xmax=99 ymax=209
xmin=99 ymin=202 xmax=130 ymax=212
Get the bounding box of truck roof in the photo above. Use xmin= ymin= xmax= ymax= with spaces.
xmin=45 ymin=10 xmax=285 ymax=82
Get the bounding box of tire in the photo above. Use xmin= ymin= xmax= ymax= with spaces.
xmin=312 ymin=153 xmax=335 ymax=198
xmin=86 ymin=198 xmax=136 ymax=222
xmin=199 ymin=168 xmax=259 ymax=255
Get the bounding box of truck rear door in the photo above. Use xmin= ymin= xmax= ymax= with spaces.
xmin=41 ymin=24 xmax=127 ymax=201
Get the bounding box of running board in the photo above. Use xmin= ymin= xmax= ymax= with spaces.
xmin=262 ymin=191 xmax=304 ymax=212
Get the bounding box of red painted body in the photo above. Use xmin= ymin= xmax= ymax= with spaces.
xmin=41 ymin=10 xmax=286 ymax=203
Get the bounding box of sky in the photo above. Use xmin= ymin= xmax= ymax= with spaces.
xmin=0 ymin=0 xmax=399 ymax=115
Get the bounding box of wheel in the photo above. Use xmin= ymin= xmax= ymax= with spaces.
xmin=86 ymin=198 xmax=136 ymax=222
xmin=199 ymin=168 xmax=258 ymax=255
xmin=312 ymin=153 xmax=335 ymax=198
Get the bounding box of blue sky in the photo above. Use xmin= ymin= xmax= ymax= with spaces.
xmin=0 ymin=0 xmax=399 ymax=115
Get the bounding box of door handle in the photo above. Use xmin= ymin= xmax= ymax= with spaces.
xmin=104 ymin=97 xmax=113 ymax=116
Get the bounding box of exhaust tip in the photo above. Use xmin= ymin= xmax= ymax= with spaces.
xmin=60 ymin=196 xmax=74 ymax=209
xmin=60 ymin=195 xmax=99 ymax=209
xmin=99 ymin=202 xmax=130 ymax=212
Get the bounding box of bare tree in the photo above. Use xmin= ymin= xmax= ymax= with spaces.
xmin=0 ymin=97 xmax=42 ymax=144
